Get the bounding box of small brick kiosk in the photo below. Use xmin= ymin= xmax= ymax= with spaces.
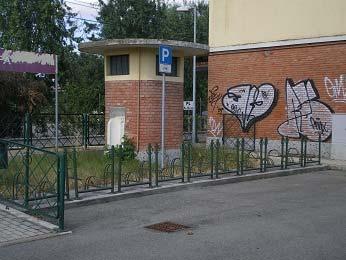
xmin=79 ymin=39 xmax=208 ymax=157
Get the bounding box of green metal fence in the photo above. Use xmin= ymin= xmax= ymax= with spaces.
xmin=62 ymin=136 xmax=322 ymax=200
xmin=0 ymin=139 xmax=65 ymax=229
xmin=0 ymin=113 xmax=105 ymax=149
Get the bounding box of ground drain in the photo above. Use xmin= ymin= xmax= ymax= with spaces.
xmin=145 ymin=222 xmax=190 ymax=233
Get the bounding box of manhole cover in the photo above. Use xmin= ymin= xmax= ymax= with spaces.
xmin=145 ymin=222 xmax=190 ymax=233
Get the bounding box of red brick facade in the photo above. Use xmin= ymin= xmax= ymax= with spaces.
xmin=208 ymin=41 xmax=346 ymax=142
xmin=105 ymin=80 xmax=183 ymax=151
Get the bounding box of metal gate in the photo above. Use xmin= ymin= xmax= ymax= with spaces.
xmin=0 ymin=139 xmax=65 ymax=229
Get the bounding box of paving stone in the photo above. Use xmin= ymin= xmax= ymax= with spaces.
xmin=0 ymin=209 xmax=54 ymax=245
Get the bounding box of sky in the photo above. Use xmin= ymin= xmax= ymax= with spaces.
xmin=68 ymin=0 xmax=195 ymax=22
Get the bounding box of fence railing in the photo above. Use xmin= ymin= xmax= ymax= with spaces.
xmin=63 ymin=136 xmax=322 ymax=200
xmin=0 ymin=139 xmax=65 ymax=229
xmin=0 ymin=113 xmax=105 ymax=149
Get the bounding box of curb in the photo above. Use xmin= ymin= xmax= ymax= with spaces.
xmin=0 ymin=231 xmax=72 ymax=248
xmin=65 ymin=165 xmax=329 ymax=209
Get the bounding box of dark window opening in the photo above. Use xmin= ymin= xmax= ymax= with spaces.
xmin=110 ymin=55 xmax=129 ymax=75
xmin=156 ymin=56 xmax=178 ymax=77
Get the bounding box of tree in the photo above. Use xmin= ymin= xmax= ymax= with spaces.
xmin=0 ymin=0 xmax=105 ymax=114
xmin=0 ymin=0 xmax=76 ymax=53
xmin=0 ymin=0 xmax=79 ymax=113
xmin=98 ymin=0 xmax=166 ymax=39
xmin=60 ymin=52 xmax=105 ymax=113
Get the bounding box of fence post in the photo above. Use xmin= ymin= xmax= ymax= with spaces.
xmin=318 ymin=134 xmax=322 ymax=165
xmin=215 ymin=140 xmax=220 ymax=179
xmin=24 ymin=146 xmax=30 ymax=207
xmin=285 ymin=137 xmax=289 ymax=169
xmin=72 ymin=147 xmax=79 ymax=199
xmin=236 ymin=138 xmax=240 ymax=175
xmin=24 ymin=113 xmax=31 ymax=145
xmin=259 ymin=138 xmax=263 ymax=172
xmin=148 ymin=144 xmax=152 ymax=188
xmin=58 ymin=153 xmax=66 ymax=230
xmin=304 ymin=137 xmax=307 ymax=167
xmin=117 ymin=145 xmax=123 ymax=193
xmin=82 ymin=113 xmax=88 ymax=149
xmin=300 ymin=137 xmax=304 ymax=167
xmin=63 ymin=148 xmax=70 ymax=200
xmin=0 ymin=143 xmax=8 ymax=170
xmin=155 ymin=144 xmax=159 ymax=187
xmin=280 ymin=136 xmax=284 ymax=170
xmin=181 ymin=143 xmax=185 ymax=183
xmin=264 ymin=138 xmax=268 ymax=172
xmin=111 ymin=146 xmax=115 ymax=193
xmin=240 ymin=138 xmax=245 ymax=175
xmin=187 ymin=143 xmax=191 ymax=182
xmin=210 ymin=140 xmax=214 ymax=179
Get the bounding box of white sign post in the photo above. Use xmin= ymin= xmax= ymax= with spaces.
xmin=159 ymin=45 xmax=172 ymax=167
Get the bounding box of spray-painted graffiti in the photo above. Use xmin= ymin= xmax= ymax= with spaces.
xmin=222 ymin=84 xmax=278 ymax=132
xmin=278 ymin=79 xmax=333 ymax=141
xmin=208 ymin=86 xmax=223 ymax=112
xmin=208 ymin=117 xmax=223 ymax=137
xmin=324 ymin=75 xmax=346 ymax=103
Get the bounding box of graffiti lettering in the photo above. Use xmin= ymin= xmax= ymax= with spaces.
xmin=222 ymin=84 xmax=278 ymax=132
xmin=310 ymin=117 xmax=328 ymax=135
xmin=324 ymin=75 xmax=346 ymax=103
xmin=208 ymin=117 xmax=223 ymax=137
xmin=208 ymin=86 xmax=223 ymax=111
xmin=278 ymin=78 xmax=333 ymax=141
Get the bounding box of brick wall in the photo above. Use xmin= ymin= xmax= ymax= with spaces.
xmin=208 ymin=41 xmax=346 ymax=142
xmin=105 ymin=80 xmax=183 ymax=150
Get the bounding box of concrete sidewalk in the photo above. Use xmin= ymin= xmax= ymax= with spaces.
xmin=0 ymin=204 xmax=62 ymax=247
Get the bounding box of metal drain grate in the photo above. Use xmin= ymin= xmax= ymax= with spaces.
xmin=145 ymin=222 xmax=190 ymax=233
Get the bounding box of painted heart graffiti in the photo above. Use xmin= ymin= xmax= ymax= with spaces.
xmin=222 ymin=84 xmax=278 ymax=131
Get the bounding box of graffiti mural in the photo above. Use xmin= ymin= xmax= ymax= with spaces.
xmin=324 ymin=75 xmax=346 ymax=103
xmin=208 ymin=117 xmax=223 ymax=137
xmin=222 ymin=84 xmax=278 ymax=132
xmin=278 ymin=78 xmax=333 ymax=141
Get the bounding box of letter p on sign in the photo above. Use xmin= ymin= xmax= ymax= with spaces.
xmin=159 ymin=45 xmax=172 ymax=74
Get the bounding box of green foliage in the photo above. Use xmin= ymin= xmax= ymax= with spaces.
xmin=0 ymin=0 xmax=76 ymax=53
xmin=60 ymin=53 xmax=105 ymax=113
xmin=0 ymin=72 xmax=48 ymax=113
xmin=115 ymin=136 xmax=136 ymax=161
xmin=0 ymin=0 xmax=103 ymax=114
xmin=98 ymin=0 xmax=166 ymax=39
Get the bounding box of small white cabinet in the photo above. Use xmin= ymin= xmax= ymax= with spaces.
xmin=332 ymin=114 xmax=346 ymax=160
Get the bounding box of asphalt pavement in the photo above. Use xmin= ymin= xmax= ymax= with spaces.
xmin=0 ymin=170 xmax=345 ymax=260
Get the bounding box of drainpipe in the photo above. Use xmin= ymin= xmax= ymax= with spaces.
xmin=136 ymin=48 xmax=141 ymax=152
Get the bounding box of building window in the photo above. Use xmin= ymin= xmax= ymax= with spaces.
xmin=156 ymin=56 xmax=178 ymax=77
xmin=110 ymin=55 xmax=129 ymax=75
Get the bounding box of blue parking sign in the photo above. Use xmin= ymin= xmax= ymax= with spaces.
xmin=159 ymin=45 xmax=172 ymax=73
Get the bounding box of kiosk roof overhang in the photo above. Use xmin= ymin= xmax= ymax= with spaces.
xmin=79 ymin=39 xmax=209 ymax=56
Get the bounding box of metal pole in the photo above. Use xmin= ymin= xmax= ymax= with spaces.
xmin=161 ymin=73 xmax=166 ymax=168
xmin=55 ymin=55 xmax=59 ymax=151
xmin=192 ymin=6 xmax=197 ymax=144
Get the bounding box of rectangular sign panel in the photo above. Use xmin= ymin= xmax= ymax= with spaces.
xmin=0 ymin=48 xmax=56 ymax=74
xmin=184 ymin=101 xmax=194 ymax=111
xmin=159 ymin=45 xmax=172 ymax=74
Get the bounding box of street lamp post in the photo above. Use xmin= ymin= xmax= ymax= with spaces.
xmin=177 ymin=5 xmax=197 ymax=144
